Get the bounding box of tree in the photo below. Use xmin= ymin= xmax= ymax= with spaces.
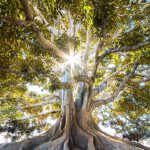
xmin=0 ymin=0 xmax=150 ymax=150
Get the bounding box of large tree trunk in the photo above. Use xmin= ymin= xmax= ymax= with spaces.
xmin=0 ymin=90 xmax=149 ymax=150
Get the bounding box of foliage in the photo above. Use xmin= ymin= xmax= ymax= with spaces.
xmin=100 ymin=81 xmax=150 ymax=140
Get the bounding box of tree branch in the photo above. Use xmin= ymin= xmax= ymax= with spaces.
xmin=117 ymin=14 xmax=146 ymax=17
xmin=31 ymin=28 xmax=68 ymax=58
xmin=98 ymin=41 xmax=150 ymax=64
xmin=134 ymin=73 xmax=150 ymax=79
xmin=73 ymin=75 xmax=92 ymax=86
xmin=93 ymin=65 xmax=129 ymax=96
xmin=19 ymin=0 xmax=33 ymax=21
xmin=0 ymin=16 xmax=67 ymax=59
xmin=0 ymin=95 xmax=61 ymax=107
xmin=0 ymin=15 xmax=34 ymax=26
xmin=83 ymin=27 xmax=91 ymax=64
xmin=1 ymin=0 xmax=68 ymax=59
xmin=33 ymin=6 xmax=58 ymax=36
xmin=22 ymin=99 xmax=60 ymax=109
xmin=91 ymin=41 xmax=104 ymax=81
xmin=137 ymin=67 xmax=150 ymax=71
xmin=116 ymin=2 xmax=150 ymax=9
xmin=0 ymin=97 xmax=31 ymax=106
xmin=91 ymin=62 xmax=139 ymax=111
xmin=10 ymin=109 xmax=60 ymax=121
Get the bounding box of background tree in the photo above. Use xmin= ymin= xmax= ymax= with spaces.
xmin=0 ymin=0 xmax=150 ymax=150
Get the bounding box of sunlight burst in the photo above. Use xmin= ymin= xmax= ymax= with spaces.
xmin=66 ymin=53 xmax=81 ymax=66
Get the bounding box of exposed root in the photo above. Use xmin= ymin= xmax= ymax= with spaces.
xmin=87 ymin=136 xmax=95 ymax=150
xmin=34 ymin=133 xmax=67 ymax=150
xmin=0 ymin=119 xmax=61 ymax=150
xmin=91 ymin=125 xmax=150 ymax=150
xmin=33 ymin=110 xmax=71 ymax=150
xmin=0 ymin=115 xmax=149 ymax=150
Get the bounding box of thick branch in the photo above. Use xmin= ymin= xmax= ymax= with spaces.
xmin=29 ymin=24 xmax=68 ymax=59
xmin=0 ymin=15 xmax=33 ymax=26
xmin=19 ymin=0 xmax=33 ymax=21
xmin=98 ymin=41 xmax=150 ymax=64
xmin=93 ymin=40 xmax=149 ymax=83
xmin=91 ymin=41 xmax=104 ymax=81
xmin=83 ymin=27 xmax=91 ymax=64
xmin=0 ymin=15 xmax=67 ymax=59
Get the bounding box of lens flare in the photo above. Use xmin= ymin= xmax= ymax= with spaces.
xmin=66 ymin=53 xmax=81 ymax=66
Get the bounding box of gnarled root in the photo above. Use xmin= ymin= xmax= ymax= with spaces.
xmin=0 ymin=115 xmax=149 ymax=150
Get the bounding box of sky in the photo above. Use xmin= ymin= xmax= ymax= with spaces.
xmin=26 ymin=84 xmax=49 ymax=94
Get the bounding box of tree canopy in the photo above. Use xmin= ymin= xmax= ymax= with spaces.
xmin=0 ymin=0 xmax=150 ymax=150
